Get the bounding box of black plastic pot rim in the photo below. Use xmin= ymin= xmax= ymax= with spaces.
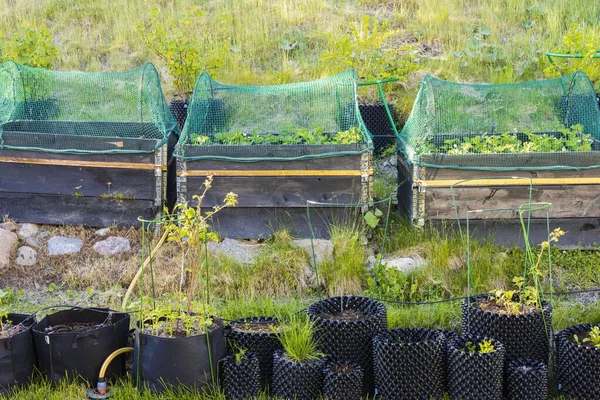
xmin=1 ymin=314 xmax=36 ymax=340
xmin=274 ymin=350 xmax=326 ymax=367
xmin=307 ymin=296 xmax=385 ymax=324
xmin=32 ymin=310 xmax=123 ymax=337
xmin=466 ymin=294 xmax=551 ymax=315
xmin=137 ymin=317 xmax=223 ymax=342
xmin=227 ymin=316 xmax=279 ymax=337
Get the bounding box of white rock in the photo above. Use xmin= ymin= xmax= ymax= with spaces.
xmin=95 ymin=228 xmax=110 ymax=237
xmin=25 ymin=237 xmax=42 ymax=248
xmin=18 ymin=223 xmax=39 ymax=238
xmin=292 ymin=239 xmax=334 ymax=265
xmin=48 ymin=236 xmax=83 ymax=256
xmin=0 ymin=228 xmax=18 ymax=271
xmin=93 ymin=236 xmax=131 ymax=256
xmin=16 ymin=246 xmax=37 ymax=266
xmin=368 ymin=256 xmax=427 ymax=274
xmin=0 ymin=222 xmax=17 ymax=231
xmin=207 ymin=238 xmax=262 ymax=264
xmin=37 ymin=231 xmax=50 ymax=240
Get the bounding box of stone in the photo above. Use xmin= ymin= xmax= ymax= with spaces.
xmin=37 ymin=231 xmax=50 ymax=240
xmin=368 ymin=255 xmax=427 ymax=274
xmin=48 ymin=236 xmax=83 ymax=256
xmin=25 ymin=237 xmax=42 ymax=248
xmin=207 ymin=238 xmax=262 ymax=264
xmin=0 ymin=222 xmax=17 ymax=231
xmin=292 ymin=239 xmax=334 ymax=265
xmin=0 ymin=228 xmax=18 ymax=271
xmin=18 ymin=223 xmax=39 ymax=238
xmin=95 ymin=228 xmax=110 ymax=237
xmin=16 ymin=246 xmax=37 ymax=266
xmin=93 ymin=236 xmax=131 ymax=256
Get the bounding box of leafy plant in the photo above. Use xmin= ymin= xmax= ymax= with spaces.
xmin=582 ymin=326 xmax=600 ymax=348
xmin=231 ymin=344 xmax=248 ymax=364
xmin=332 ymin=127 xmax=363 ymax=145
xmin=454 ymin=25 xmax=504 ymax=69
xmin=277 ymin=316 xmax=323 ymax=363
xmin=0 ymin=25 xmax=57 ymax=68
xmin=465 ymin=339 xmax=495 ymax=354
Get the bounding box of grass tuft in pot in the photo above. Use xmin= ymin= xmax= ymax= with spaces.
xmin=557 ymin=323 xmax=600 ymax=399
xmin=271 ymin=316 xmax=326 ymax=400
xmin=222 ymin=345 xmax=261 ymax=400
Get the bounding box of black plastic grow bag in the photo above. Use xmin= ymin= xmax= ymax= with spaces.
xmin=557 ymin=323 xmax=600 ymax=399
xmin=271 ymin=350 xmax=326 ymax=400
xmin=0 ymin=313 xmax=37 ymax=395
xmin=225 ymin=316 xmax=281 ymax=391
xmin=134 ymin=317 xmax=226 ymax=392
xmin=32 ymin=308 xmax=130 ymax=384
xmin=306 ymin=296 xmax=386 ymax=395
xmin=506 ymin=358 xmax=548 ymax=400
xmin=221 ymin=352 xmax=261 ymax=400
xmin=447 ymin=335 xmax=505 ymax=400
xmin=322 ymin=361 xmax=363 ymax=400
xmin=373 ymin=328 xmax=446 ymax=399
xmin=462 ymin=295 xmax=552 ymax=364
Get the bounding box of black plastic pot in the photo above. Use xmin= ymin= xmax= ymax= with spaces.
xmin=323 ymin=361 xmax=363 ymax=400
xmin=556 ymin=323 xmax=600 ymax=399
xmin=359 ymin=103 xmax=398 ymax=154
xmin=225 ymin=317 xmax=282 ymax=391
xmin=271 ymin=350 xmax=326 ymax=400
xmin=433 ymin=329 xmax=461 ymax=390
xmin=0 ymin=314 xmax=37 ymax=395
xmin=134 ymin=317 xmax=226 ymax=392
xmin=221 ymin=352 xmax=261 ymax=400
xmin=32 ymin=308 xmax=130 ymax=385
xmin=447 ymin=335 xmax=505 ymax=400
xmin=306 ymin=296 xmax=386 ymax=395
xmin=462 ymin=295 xmax=552 ymax=364
xmin=373 ymin=328 xmax=446 ymax=399
xmin=506 ymin=358 xmax=548 ymax=400
xmin=169 ymin=100 xmax=188 ymax=130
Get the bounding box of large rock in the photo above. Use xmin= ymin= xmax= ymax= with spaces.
xmin=48 ymin=236 xmax=83 ymax=256
xmin=0 ymin=228 xmax=18 ymax=271
xmin=16 ymin=246 xmax=37 ymax=266
xmin=18 ymin=223 xmax=39 ymax=238
xmin=0 ymin=222 xmax=17 ymax=232
xmin=292 ymin=239 xmax=333 ymax=265
xmin=368 ymin=255 xmax=427 ymax=274
xmin=95 ymin=228 xmax=110 ymax=237
xmin=93 ymin=236 xmax=131 ymax=256
xmin=207 ymin=238 xmax=263 ymax=264
xmin=25 ymin=237 xmax=42 ymax=248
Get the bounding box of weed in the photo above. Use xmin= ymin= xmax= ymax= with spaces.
xmin=277 ymin=315 xmax=323 ymax=363
xmin=465 ymin=339 xmax=495 ymax=354
xmin=582 ymin=326 xmax=600 ymax=348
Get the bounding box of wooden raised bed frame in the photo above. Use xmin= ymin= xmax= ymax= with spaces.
xmin=0 ymin=121 xmax=168 ymax=227
xmin=177 ymin=145 xmax=373 ymax=238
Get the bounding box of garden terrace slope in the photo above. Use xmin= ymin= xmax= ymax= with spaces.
xmin=0 ymin=62 xmax=178 ymax=227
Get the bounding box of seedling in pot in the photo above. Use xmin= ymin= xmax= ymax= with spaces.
xmin=574 ymin=325 xmax=600 ymax=348
xmin=464 ymin=339 xmax=495 ymax=354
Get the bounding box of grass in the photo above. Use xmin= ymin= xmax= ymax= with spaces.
xmin=276 ymin=315 xmax=324 ymax=363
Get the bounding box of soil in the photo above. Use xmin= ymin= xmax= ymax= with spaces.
xmin=0 ymin=323 xmax=26 ymax=339
xmin=45 ymin=321 xmax=107 ymax=334
xmin=231 ymin=320 xmax=279 ymax=334
xmin=477 ymin=299 xmax=537 ymax=315
xmin=316 ymin=309 xmax=367 ymax=322
xmin=144 ymin=319 xmax=219 ymax=338
xmin=571 ymin=332 xmax=600 ymax=349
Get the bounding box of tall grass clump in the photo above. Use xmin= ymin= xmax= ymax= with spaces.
xmin=278 ymin=315 xmax=324 ymax=363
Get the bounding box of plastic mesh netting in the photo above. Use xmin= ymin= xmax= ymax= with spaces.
xmin=399 ymin=72 xmax=600 ymax=170
xmin=0 ymin=61 xmax=177 ymax=154
xmin=175 ymin=70 xmax=372 ymax=162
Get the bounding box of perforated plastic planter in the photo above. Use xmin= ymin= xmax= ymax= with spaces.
xmin=323 ymin=361 xmax=363 ymax=400
xmin=373 ymin=328 xmax=445 ymax=399
xmin=271 ymin=350 xmax=325 ymax=400
xmin=0 ymin=314 xmax=37 ymax=395
xmin=221 ymin=352 xmax=261 ymax=400
xmin=432 ymin=329 xmax=461 ymax=390
xmin=506 ymin=358 xmax=548 ymax=400
xmin=226 ymin=317 xmax=282 ymax=391
xmin=447 ymin=335 xmax=505 ymax=400
xmin=557 ymin=323 xmax=600 ymax=399
xmin=307 ymin=296 xmax=386 ymax=395
xmin=169 ymin=100 xmax=188 ymax=130
xmin=462 ymin=295 xmax=552 ymax=364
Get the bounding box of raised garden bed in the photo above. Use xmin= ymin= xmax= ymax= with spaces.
xmin=0 ymin=62 xmax=178 ymax=227
xmin=0 ymin=313 xmax=36 ymax=395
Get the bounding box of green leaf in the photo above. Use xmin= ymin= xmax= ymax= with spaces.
xmin=364 ymin=211 xmax=380 ymax=229
xmin=374 ymin=208 xmax=384 ymax=217
xmin=480 ymin=26 xmax=491 ymax=36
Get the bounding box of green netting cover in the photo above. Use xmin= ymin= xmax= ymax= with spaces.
xmin=399 ymin=72 xmax=600 ymax=171
xmin=0 ymin=61 xmax=177 ymax=154
xmin=175 ymin=70 xmax=372 ymax=162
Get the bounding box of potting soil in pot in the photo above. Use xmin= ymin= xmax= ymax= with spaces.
xmin=373 ymin=328 xmax=446 ymax=399
xmin=322 ymin=361 xmax=363 ymax=400
xmin=0 ymin=314 xmax=37 ymax=395
xmin=447 ymin=335 xmax=505 ymax=400
xmin=32 ymin=308 xmax=130 ymax=385
xmin=557 ymin=323 xmax=600 ymax=399
xmin=271 ymin=350 xmax=325 ymax=400
xmin=506 ymin=358 xmax=548 ymax=400
xmin=307 ymin=296 xmax=386 ymax=395
xmin=222 ymin=352 xmax=261 ymax=400
xmin=226 ymin=317 xmax=282 ymax=391
xmin=462 ymin=295 xmax=552 ymax=364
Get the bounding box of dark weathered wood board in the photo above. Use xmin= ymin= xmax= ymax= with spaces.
xmin=0 ymin=192 xmax=157 ymax=228
xmin=185 ymin=155 xmax=362 ymax=171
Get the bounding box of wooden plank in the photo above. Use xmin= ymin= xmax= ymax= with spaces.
xmin=423 ymin=185 xmax=600 ymax=219
xmin=424 ymin=165 xmax=600 ymax=181
xmin=185 ymin=155 xmax=362 ymax=171
xmin=185 ymin=176 xmax=363 ymax=207
xmin=205 ymin=207 xmax=352 ymax=239
xmin=0 ymin=149 xmax=156 ymax=164
xmin=0 ymin=164 xmax=156 ymax=199
xmin=0 ymin=156 xmax=160 ymax=170
xmin=0 ymin=192 xmax=158 ymax=228
xmin=182 ymin=144 xmax=369 ymax=160
xmin=418 ymin=177 xmax=600 ymax=187
xmin=179 ymin=169 xmax=365 ymax=177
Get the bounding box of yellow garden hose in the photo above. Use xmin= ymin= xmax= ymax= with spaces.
xmin=93 ymin=347 xmax=134 ymax=396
